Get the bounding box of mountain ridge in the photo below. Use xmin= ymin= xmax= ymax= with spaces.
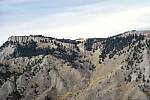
xmin=0 ymin=30 xmax=150 ymax=100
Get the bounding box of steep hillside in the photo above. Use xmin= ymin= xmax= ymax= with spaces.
xmin=0 ymin=31 xmax=150 ymax=100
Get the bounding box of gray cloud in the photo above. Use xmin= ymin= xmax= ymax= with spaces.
xmin=0 ymin=0 xmax=150 ymax=45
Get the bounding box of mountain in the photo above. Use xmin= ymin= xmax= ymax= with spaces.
xmin=0 ymin=30 xmax=150 ymax=100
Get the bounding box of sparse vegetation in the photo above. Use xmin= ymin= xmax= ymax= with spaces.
xmin=84 ymin=38 xmax=105 ymax=51
xmin=0 ymin=32 xmax=150 ymax=100
xmin=99 ymin=34 xmax=145 ymax=61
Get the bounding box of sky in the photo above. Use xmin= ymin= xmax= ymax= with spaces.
xmin=1 ymin=0 xmax=150 ymax=44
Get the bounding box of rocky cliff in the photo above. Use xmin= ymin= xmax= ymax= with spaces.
xmin=0 ymin=30 xmax=150 ymax=100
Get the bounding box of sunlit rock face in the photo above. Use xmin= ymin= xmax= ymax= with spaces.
xmin=0 ymin=30 xmax=150 ymax=100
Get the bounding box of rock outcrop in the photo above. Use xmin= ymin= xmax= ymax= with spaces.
xmin=0 ymin=30 xmax=150 ymax=100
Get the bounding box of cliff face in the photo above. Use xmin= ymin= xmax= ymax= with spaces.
xmin=5 ymin=35 xmax=105 ymax=57
xmin=8 ymin=35 xmax=55 ymax=43
xmin=0 ymin=30 xmax=150 ymax=100
xmin=7 ymin=35 xmax=77 ymax=50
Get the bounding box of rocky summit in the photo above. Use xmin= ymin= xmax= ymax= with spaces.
xmin=0 ymin=30 xmax=150 ymax=100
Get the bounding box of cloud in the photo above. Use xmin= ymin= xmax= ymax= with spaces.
xmin=9 ymin=3 xmax=150 ymax=37
xmin=0 ymin=0 xmax=150 ymax=45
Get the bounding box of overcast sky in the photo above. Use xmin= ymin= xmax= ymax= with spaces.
xmin=1 ymin=0 xmax=150 ymax=44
